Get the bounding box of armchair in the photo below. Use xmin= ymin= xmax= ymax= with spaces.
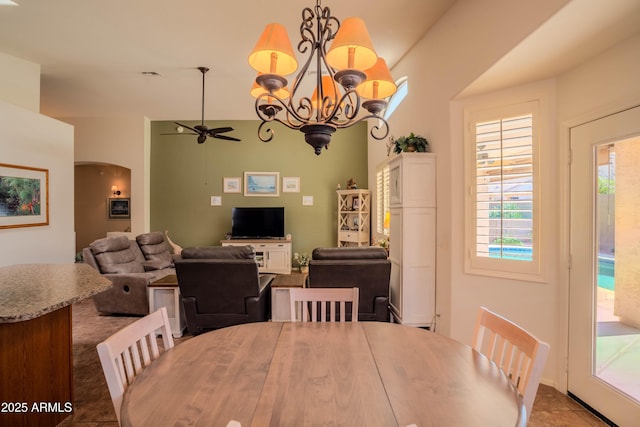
xmin=174 ymin=246 xmax=274 ymax=334
xmin=307 ymin=247 xmax=391 ymax=321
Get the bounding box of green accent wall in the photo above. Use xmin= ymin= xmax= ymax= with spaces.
xmin=150 ymin=120 xmax=368 ymax=258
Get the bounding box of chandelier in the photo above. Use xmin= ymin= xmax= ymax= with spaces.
xmin=248 ymin=0 xmax=397 ymax=155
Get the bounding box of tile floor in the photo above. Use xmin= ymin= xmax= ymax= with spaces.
xmin=59 ymin=298 xmax=608 ymax=426
xmin=528 ymin=385 xmax=608 ymax=427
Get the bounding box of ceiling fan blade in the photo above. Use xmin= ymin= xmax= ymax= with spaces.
xmin=214 ymin=134 xmax=242 ymax=142
xmin=174 ymin=122 xmax=201 ymax=134
xmin=207 ymin=127 xmax=234 ymax=135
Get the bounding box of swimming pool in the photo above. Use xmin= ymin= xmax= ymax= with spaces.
xmin=489 ymin=246 xmax=615 ymax=290
xmin=598 ymin=256 xmax=615 ymax=291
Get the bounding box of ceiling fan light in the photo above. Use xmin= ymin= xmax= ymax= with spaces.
xmin=326 ymin=17 xmax=377 ymax=71
xmin=249 ymin=23 xmax=298 ymax=75
xmin=357 ymin=58 xmax=397 ymax=99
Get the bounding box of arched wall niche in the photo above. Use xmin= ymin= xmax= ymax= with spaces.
xmin=74 ymin=162 xmax=131 ymax=254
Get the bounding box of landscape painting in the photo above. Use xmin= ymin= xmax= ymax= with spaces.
xmin=0 ymin=163 xmax=49 ymax=229
xmin=244 ymin=172 xmax=279 ymax=197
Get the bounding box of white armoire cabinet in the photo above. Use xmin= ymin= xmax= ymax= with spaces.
xmin=387 ymin=152 xmax=436 ymax=327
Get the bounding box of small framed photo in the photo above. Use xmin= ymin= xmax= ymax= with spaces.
xmin=0 ymin=163 xmax=49 ymax=229
xmin=223 ymin=177 xmax=241 ymax=193
xmin=352 ymin=198 xmax=360 ymax=210
xmin=282 ymin=176 xmax=300 ymax=193
xmin=108 ymin=198 xmax=131 ymax=219
xmin=244 ymin=172 xmax=280 ymax=197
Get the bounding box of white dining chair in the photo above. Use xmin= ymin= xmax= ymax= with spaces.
xmin=289 ymin=287 xmax=359 ymax=322
xmin=472 ymin=306 xmax=550 ymax=426
xmin=97 ymin=306 xmax=175 ymax=425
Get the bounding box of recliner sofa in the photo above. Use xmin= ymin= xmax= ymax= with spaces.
xmin=174 ymin=245 xmax=274 ymax=334
xmin=307 ymin=246 xmax=391 ymax=321
xmin=83 ymin=232 xmax=178 ymax=315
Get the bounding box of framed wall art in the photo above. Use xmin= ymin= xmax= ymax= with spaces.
xmin=244 ymin=172 xmax=280 ymax=197
xmin=108 ymin=197 xmax=131 ymax=219
xmin=0 ymin=163 xmax=49 ymax=229
xmin=223 ymin=177 xmax=241 ymax=193
xmin=282 ymin=176 xmax=300 ymax=193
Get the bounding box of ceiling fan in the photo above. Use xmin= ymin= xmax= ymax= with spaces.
xmin=164 ymin=67 xmax=240 ymax=144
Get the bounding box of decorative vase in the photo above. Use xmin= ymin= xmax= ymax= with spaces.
xmin=405 ymin=144 xmax=416 ymax=152
xmin=299 ymin=265 xmax=309 ymax=274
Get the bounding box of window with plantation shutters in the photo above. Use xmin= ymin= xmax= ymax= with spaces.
xmin=465 ymin=100 xmax=544 ymax=281
xmin=475 ymin=114 xmax=533 ymax=259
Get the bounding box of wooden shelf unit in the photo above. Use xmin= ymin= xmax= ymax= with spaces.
xmin=337 ymin=189 xmax=371 ymax=247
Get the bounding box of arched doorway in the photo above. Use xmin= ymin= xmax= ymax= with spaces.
xmin=74 ymin=162 xmax=131 ymax=254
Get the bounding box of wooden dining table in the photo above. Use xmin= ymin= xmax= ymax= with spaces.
xmin=120 ymin=322 xmax=524 ymax=427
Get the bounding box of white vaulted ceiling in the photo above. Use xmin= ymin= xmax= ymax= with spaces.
xmin=0 ymin=0 xmax=637 ymax=121
xmin=0 ymin=0 xmax=455 ymax=120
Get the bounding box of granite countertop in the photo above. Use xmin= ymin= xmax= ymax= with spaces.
xmin=0 ymin=263 xmax=113 ymax=323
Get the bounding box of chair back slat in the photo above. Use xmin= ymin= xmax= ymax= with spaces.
xmin=139 ymin=335 xmax=151 ymax=366
xmin=472 ymin=306 xmax=550 ymax=426
xmin=115 ymin=357 xmax=127 ymax=390
xmin=97 ymin=307 xmax=174 ymax=425
xmin=130 ymin=343 xmax=143 ymax=376
xmin=289 ymin=287 xmax=359 ymax=322
xmin=122 ymin=348 xmax=135 ymax=383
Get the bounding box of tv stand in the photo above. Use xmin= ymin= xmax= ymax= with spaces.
xmin=221 ymin=239 xmax=292 ymax=274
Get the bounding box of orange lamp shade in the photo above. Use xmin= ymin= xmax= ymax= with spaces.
xmin=250 ymin=74 xmax=290 ymax=99
xmin=311 ymin=75 xmax=340 ymax=110
xmin=248 ymin=23 xmax=298 ymax=75
xmin=326 ymin=17 xmax=377 ymax=71
xmin=357 ymin=58 xmax=397 ymax=100
xmin=383 ymin=211 xmax=390 ymax=229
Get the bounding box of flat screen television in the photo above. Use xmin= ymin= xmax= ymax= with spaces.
xmin=231 ymin=207 xmax=285 ymax=239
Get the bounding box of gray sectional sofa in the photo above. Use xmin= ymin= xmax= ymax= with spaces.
xmin=83 ymin=231 xmax=178 ymax=315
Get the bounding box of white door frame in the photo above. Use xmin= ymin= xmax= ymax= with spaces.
xmin=559 ymin=99 xmax=640 ymax=424
xmin=558 ymin=96 xmax=640 ymax=395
